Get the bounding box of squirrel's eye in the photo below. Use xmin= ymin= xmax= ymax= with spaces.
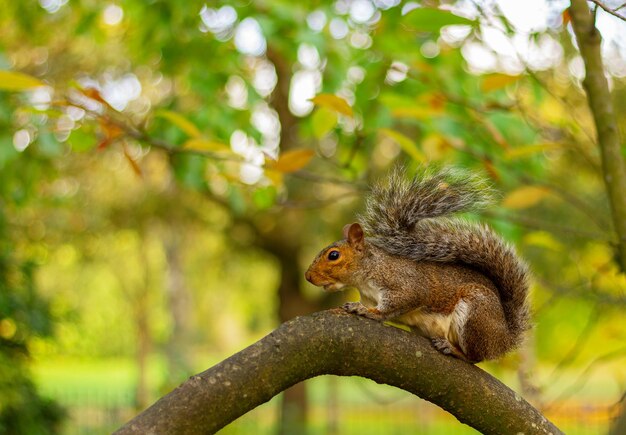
xmin=328 ymin=250 xmax=340 ymax=261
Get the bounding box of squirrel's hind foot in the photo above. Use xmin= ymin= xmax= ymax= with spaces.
xmin=431 ymin=338 xmax=473 ymax=363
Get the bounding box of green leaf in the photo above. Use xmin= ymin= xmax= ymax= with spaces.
xmin=253 ymin=186 xmax=277 ymax=210
xmin=378 ymin=128 xmax=425 ymax=162
xmin=67 ymin=127 xmax=98 ymax=152
xmin=311 ymin=107 xmax=337 ymax=139
xmin=0 ymin=70 xmax=45 ymax=91
xmin=403 ymin=8 xmax=474 ymax=33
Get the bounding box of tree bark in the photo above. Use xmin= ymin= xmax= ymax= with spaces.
xmin=115 ymin=310 xmax=562 ymax=435
xmin=569 ymin=0 xmax=626 ymax=271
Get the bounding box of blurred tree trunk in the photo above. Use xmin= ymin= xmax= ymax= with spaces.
xmin=264 ymin=45 xmax=314 ymax=434
xmin=259 ymin=229 xmax=316 ymax=434
xmin=164 ymin=231 xmax=192 ymax=386
xmin=569 ymin=0 xmax=626 ymax=271
xmin=133 ymin=291 xmax=151 ymax=410
xmin=569 ymin=2 xmax=626 ymax=431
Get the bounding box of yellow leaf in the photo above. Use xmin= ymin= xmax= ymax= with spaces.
xmin=378 ymin=128 xmax=425 ymax=162
xmin=481 ymin=74 xmax=522 ymax=92
xmin=310 ymin=94 xmax=353 ymax=117
xmin=502 ymin=186 xmax=550 ymax=209
xmin=0 ymin=70 xmax=45 ymax=91
xmin=523 ymin=231 xmax=564 ymax=251
xmin=392 ymin=105 xmax=444 ymax=120
xmin=504 ymin=143 xmax=561 ymax=160
xmin=183 ymin=138 xmax=229 ymax=151
xmin=422 ymin=133 xmax=451 ymax=161
xmin=154 ymin=110 xmax=201 ymax=138
xmin=265 ymin=169 xmax=284 ymax=186
xmin=268 ymin=149 xmax=315 ymax=173
xmin=383 ymin=320 xmax=412 ymax=332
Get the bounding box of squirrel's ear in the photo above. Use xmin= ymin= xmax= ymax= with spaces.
xmin=345 ymin=223 xmax=364 ymax=248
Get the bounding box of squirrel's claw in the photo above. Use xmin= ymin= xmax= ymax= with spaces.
xmin=342 ymin=302 xmax=383 ymax=320
xmin=431 ymin=338 xmax=473 ymax=363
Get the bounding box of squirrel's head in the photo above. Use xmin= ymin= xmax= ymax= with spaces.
xmin=305 ymin=223 xmax=366 ymax=292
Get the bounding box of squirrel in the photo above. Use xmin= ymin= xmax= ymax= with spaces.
xmin=304 ymin=167 xmax=530 ymax=363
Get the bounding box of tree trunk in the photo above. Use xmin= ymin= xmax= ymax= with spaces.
xmin=274 ymin=242 xmax=313 ymax=434
xmin=164 ymin=232 xmax=192 ymax=388
xmin=133 ymin=295 xmax=151 ymax=410
xmin=115 ymin=310 xmax=563 ymax=435
xmin=569 ymin=0 xmax=626 ymax=271
xmin=569 ymin=3 xmax=626 ymax=429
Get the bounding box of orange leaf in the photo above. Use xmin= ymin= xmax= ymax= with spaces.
xmin=426 ymin=93 xmax=446 ymax=111
xmin=562 ymin=9 xmax=571 ymax=25
xmin=123 ymin=144 xmax=143 ymax=177
xmin=482 ymin=159 xmax=500 ymax=181
xmin=310 ymin=94 xmax=353 ymax=117
xmin=268 ymin=149 xmax=315 ymax=173
xmin=98 ymin=118 xmax=123 ymax=149
xmin=82 ymin=88 xmax=108 ymax=104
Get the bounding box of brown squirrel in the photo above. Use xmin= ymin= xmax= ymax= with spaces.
xmin=305 ymin=168 xmax=530 ymax=363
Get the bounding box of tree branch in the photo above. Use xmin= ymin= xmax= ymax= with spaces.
xmin=588 ymin=0 xmax=626 ymax=21
xmin=569 ymin=0 xmax=626 ymax=271
xmin=115 ymin=310 xmax=562 ymax=435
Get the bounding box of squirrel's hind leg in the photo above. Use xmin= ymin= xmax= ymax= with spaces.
xmin=458 ymin=286 xmax=511 ymax=362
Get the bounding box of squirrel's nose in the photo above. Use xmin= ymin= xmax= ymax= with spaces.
xmin=305 ymin=270 xmax=312 ymax=283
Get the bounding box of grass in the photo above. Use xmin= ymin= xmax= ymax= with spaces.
xmin=31 ymin=356 xmax=615 ymax=434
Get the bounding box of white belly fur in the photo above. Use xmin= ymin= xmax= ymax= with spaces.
xmin=358 ymin=280 xmax=382 ymax=308
xmin=398 ymin=300 xmax=470 ymax=352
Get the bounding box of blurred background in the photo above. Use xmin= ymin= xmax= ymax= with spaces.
xmin=1 ymin=0 xmax=625 ymax=434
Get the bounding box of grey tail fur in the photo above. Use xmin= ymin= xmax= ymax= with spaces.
xmin=361 ymin=168 xmax=530 ymax=346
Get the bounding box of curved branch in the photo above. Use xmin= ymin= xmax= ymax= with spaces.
xmin=115 ymin=310 xmax=562 ymax=435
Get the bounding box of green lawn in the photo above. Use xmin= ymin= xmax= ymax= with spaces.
xmin=31 ymin=357 xmax=614 ymax=434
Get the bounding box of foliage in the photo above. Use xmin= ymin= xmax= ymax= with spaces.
xmin=0 ymin=0 xmax=625 ymax=432
xmin=0 ymin=155 xmax=65 ymax=432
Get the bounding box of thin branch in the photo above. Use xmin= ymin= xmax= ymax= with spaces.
xmin=545 ymin=304 xmax=600 ymax=383
xmin=483 ymin=211 xmax=610 ymax=241
xmin=544 ymin=346 xmax=626 ymax=411
xmin=589 ymin=0 xmax=626 ymax=21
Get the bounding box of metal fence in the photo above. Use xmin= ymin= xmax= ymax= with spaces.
xmin=44 ymin=378 xmax=616 ymax=435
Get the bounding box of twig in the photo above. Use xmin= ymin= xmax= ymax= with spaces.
xmin=544 ymin=347 xmax=626 ymax=411
xmin=588 ymin=0 xmax=626 ymax=21
xmin=483 ymin=211 xmax=610 ymax=241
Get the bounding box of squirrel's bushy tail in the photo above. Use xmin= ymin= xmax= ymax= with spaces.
xmin=361 ymin=168 xmax=530 ymax=346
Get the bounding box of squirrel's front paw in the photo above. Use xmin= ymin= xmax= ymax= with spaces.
xmin=342 ymin=302 xmax=382 ymax=320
